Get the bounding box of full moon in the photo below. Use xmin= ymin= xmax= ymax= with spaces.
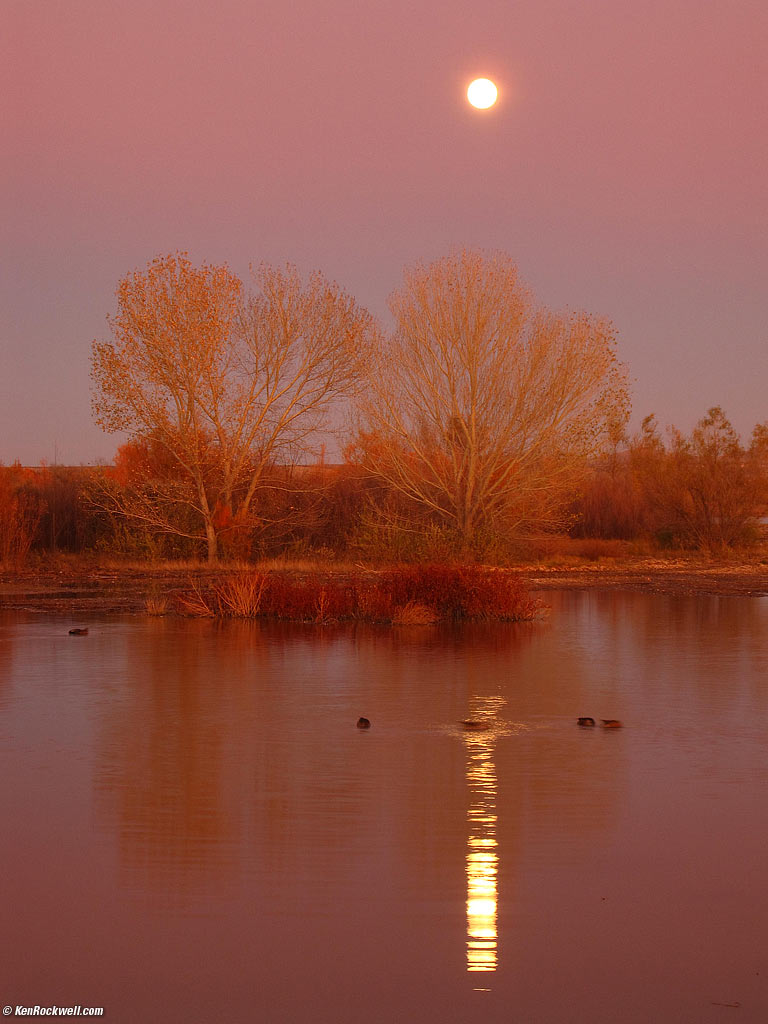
xmin=467 ymin=78 xmax=498 ymax=109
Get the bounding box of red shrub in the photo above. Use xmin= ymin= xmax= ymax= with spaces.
xmin=177 ymin=565 xmax=538 ymax=622
xmin=259 ymin=576 xmax=358 ymax=621
xmin=380 ymin=564 xmax=536 ymax=621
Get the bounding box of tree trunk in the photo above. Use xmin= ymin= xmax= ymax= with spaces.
xmin=205 ymin=522 xmax=218 ymax=564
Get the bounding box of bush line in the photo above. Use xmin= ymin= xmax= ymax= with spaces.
xmin=175 ymin=565 xmax=539 ymax=623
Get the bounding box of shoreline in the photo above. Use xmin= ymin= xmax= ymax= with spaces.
xmin=1 ymin=559 xmax=767 ymax=614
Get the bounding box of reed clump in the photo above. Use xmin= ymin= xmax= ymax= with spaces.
xmin=391 ymin=600 xmax=440 ymax=625
xmin=379 ymin=564 xmax=539 ymax=622
xmin=213 ymin=572 xmax=267 ymax=617
xmin=175 ymin=565 xmax=539 ymax=623
xmin=144 ymin=591 xmax=169 ymax=615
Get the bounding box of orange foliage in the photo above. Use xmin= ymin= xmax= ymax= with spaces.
xmin=0 ymin=463 xmax=46 ymax=564
xmin=113 ymin=435 xmax=189 ymax=488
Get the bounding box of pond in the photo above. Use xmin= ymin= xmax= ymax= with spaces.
xmin=1 ymin=591 xmax=767 ymax=1022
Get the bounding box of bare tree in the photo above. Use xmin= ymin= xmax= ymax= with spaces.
xmin=636 ymin=407 xmax=768 ymax=550
xmin=351 ymin=250 xmax=629 ymax=552
xmin=91 ymin=253 xmax=376 ymax=561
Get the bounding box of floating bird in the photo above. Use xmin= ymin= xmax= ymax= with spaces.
xmin=460 ymin=720 xmax=490 ymax=732
xmin=356 ymin=717 xmax=371 ymax=729
xmin=68 ymin=628 xmax=88 ymax=636
xmin=601 ymin=719 xmax=623 ymax=729
xmin=577 ymin=717 xmax=596 ymax=727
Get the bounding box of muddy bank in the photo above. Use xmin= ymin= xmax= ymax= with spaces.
xmin=2 ymin=558 xmax=768 ymax=615
xmin=524 ymin=562 xmax=768 ymax=597
xmin=0 ymin=566 xmax=231 ymax=615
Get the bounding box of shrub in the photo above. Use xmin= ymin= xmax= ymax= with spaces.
xmin=176 ymin=579 xmax=216 ymax=616
xmin=175 ymin=565 xmax=539 ymax=623
xmin=0 ymin=464 xmax=46 ymax=565
xmin=380 ymin=564 xmax=538 ymax=622
xmin=214 ymin=573 xmax=267 ymax=616
xmin=145 ymin=592 xmax=169 ymax=615
xmin=391 ymin=601 xmax=440 ymax=625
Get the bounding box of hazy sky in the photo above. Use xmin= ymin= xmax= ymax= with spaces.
xmin=3 ymin=0 xmax=766 ymax=465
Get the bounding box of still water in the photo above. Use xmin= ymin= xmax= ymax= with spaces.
xmin=1 ymin=592 xmax=768 ymax=1023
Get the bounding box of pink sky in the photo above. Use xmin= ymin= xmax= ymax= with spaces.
xmin=3 ymin=0 xmax=766 ymax=464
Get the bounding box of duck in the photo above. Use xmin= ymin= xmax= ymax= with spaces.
xmin=68 ymin=628 xmax=88 ymax=636
xmin=577 ymin=717 xmax=596 ymax=727
xmin=460 ymin=720 xmax=491 ymax=732
xmin=601 ymin=719 xmax=623 ymax=729
xmin=356 ymin=717 xmax=371 ymax=729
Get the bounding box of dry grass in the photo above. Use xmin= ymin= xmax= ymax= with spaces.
xmin=213 ymin=573 xmax=267 ymax=616
xmin=175 ymin=564 xmax=540 ymax=624
xmin=380 ymin=564 xmax=541 ymax=621
xmin=252 ymin=554 xmax=366 ymax=573
xmin=515 ymin=535 xmax=656 ymax=566
xmin=144 ymin=593 xmax=169 ymax=615
xmin=99 ymin=556 xmax=217 ymax=572
xmin=175 ymin=579 xmax=215 ymax=616
xmin=391 ymin=601 xmax=440 ymax=625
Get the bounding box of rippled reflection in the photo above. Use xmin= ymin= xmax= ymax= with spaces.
xmin=464 ymin=697 xmax=502 ymax=976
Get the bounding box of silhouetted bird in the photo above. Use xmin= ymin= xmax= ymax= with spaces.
xmin=577 ymin=717 xmax=596 ymax=727
xmin=356 ymin=717 xmax=371 ymax=729
xmin=68 ymin=628 xmax=88 ymax=636
xmin=460 ymin=720 xmax=490 ymax=732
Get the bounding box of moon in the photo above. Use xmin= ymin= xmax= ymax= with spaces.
xmin=467 ymin=78 xmax=498 ymax=110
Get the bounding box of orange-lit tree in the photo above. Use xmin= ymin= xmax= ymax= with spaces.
xmin=0 ymin=463 xmax=46 ymax=564
xmin=91 ymin=253 xmax=376 ymax=561
xmin=638 ymin=407 xmax=768 ymax=549
xmin=351 ymin=250 xmax=629 ymax=554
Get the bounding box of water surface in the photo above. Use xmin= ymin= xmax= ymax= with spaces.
xmin=2 ymin=592 xmax=767 ymax=1022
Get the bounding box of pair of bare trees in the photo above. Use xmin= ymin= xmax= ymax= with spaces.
xmin=91 ymin=250 xmax=628 ymax=559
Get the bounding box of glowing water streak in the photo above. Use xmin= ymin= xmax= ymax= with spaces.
xmin=464 ymin=702 xmax=501 ymax=974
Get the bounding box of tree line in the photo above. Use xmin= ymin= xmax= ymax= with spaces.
xmin=2 ymin=250 xmax=766 ymax=564
xmin=572 ymin=408 xmax=768 ymax=550
xmin=2 ymin=404 xmax=766 ymax=564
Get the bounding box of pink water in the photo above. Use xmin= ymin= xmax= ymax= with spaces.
xmin=1 ymin=591 xmax=767 ymax=1022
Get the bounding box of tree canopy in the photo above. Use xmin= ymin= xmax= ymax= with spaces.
xmin=351 ymin=250 xmax=629 ymax=553
xmin=91 ymin=252 xmax=377 ymax=560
